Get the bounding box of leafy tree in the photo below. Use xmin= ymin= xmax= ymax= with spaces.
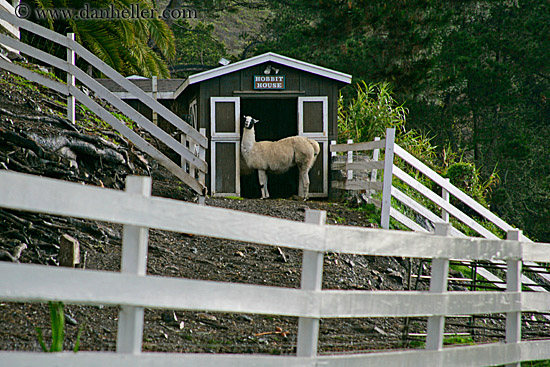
xmin=31 ymin=0 xmax=175 ymax=77
xmin=170 ymin=19 xmax=227 ymax=77
xmin=256 ymin=0 xmax=550 ymax=241
xmin=411 ymin=0 xmax=550 ymax=240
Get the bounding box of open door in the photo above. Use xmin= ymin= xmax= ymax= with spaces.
xmin=298 ymin=96 xmax=328 ymax=197
xmin=210 ymin=97 xmax=240 ymax=197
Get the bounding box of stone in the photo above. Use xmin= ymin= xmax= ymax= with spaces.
xmin=58 ymin=234 xmax=80 ymax=267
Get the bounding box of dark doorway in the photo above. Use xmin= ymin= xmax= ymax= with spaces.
xmin=240 ymin=98 xmax=298 ymax=199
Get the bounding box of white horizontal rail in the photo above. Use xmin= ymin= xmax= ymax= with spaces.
xmin=5 ymin=262 xmax=550 ymax=318
xmin=394 ymin=144 xmax=515 ymax=235
xmin=0 ymin=33 xmax=206 ymax=174
xmin=0 ymin=0 xmax=18 ymax=38
xmin=330 ymin=139 xmax=386 ymax=152
xmin=331 ymin=181 xmax=383 ymax=191
xmin=389 ymin=207 xmax=428 ymax=233
xmin=331 ymin=160 xmax=385 ymax=171
xmin=2 ymin=171 xmax=542 ymax=262
xmin=0 ymin=58 xmax=205 ymax=194
xmin=0 ymin=10 xmax=206 ymax=148
xmin=68 ymin=39 xmax=207 ymax=148
xmin=0 ymin=56 xmax=68 ymax=95
xmin=3 ymin=340 xmax=550 ymax=367
xmin=0 ymin=352 xmax=313 ymax=367
xmin=391 ymin=148 xmax=550 ymax=288
xmin=391 ymin=186 xmax=470 ymax=238
xmin=393 ymin=166 xmax=498 ymax=239
xmin=0 ymin=262 xmax=313 ymax=317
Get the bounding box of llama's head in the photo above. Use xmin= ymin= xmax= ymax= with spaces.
xmin=243 ymin=115 xmax=259 ymax=130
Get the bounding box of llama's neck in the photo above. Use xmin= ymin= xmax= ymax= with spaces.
xmin=241 ymin=127 xmax=256 ymax=153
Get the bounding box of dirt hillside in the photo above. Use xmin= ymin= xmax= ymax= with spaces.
xmin=1 ymin=68 xmax=544 ymax=355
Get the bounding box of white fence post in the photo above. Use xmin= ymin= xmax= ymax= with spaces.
xmin=66 ymin=33 xmax=75 ymax=124
xmin=116 ymin=176 xmax=151 ymax=354
xmin=505 ymin=229 xmax=522 ymax=367
xmin=371 ymin=137 xmax=380 ymax=182
xmin=380 ymin=128 xmax=396 ymax=229
xmin=198 ymin=127 xmax=207 ymax=203
xmin=296 ymin=209 xmax=326 ymax=357
xmin=151 ymin=76 xmax=158 ymax=126
xmin=426 ymin=222 xmax=451 ymax=350
xmin=346 ymin=139 xmax=353 ymax=180
xmin=330 ymin=140 xmax=336 ymax=159
xmin=441 ymin=178 xmax=450 ymax=222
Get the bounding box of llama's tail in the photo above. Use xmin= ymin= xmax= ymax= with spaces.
xmin=308 ymin=139 xmax=320 ymax=157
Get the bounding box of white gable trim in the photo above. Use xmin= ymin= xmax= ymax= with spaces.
xmin=182 ymin=52 xmax=352 ymax=90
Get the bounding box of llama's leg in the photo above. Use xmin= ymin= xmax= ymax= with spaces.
xmin=258 ymin=169 xmax=270 ymax=199
xmin=299 ymin=168 xmax=310 ymax=200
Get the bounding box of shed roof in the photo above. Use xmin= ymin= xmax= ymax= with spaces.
xmin=182 ymin=52 xmax=352 ymax=89
xmin=96 ymin=78 xmax=186 ymax=100
xmin=96 ymin=52 xmax=352 ymax=100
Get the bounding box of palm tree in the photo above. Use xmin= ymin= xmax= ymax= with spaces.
xmin=32 ymin=0 xmax=175 ymax=77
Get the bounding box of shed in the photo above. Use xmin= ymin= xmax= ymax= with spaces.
xmin=185 ymin=52 xmax=351 ymax=198
xmin=98 ymin=52 xmax=352 ymax=198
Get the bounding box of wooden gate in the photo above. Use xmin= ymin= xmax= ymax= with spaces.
xmin=210 ymin=97 xmax=241 ymax=197
xmin=298 ymin=96 xmax=328 ymax=197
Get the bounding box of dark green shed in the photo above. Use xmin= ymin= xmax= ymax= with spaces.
xmin=184 ymin=52 xmax=351 ymax=198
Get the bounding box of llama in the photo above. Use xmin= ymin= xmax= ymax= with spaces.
xmin=241 ymin=116 xmax=320 ymax=200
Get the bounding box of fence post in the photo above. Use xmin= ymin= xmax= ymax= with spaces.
xmin=152 ymin=76 xmax=158 ymax=126
xmin=116 ymin=176 xmax=151 ymax=354
xmin=380 ymin=128 xmax=395 ymax=229
xmin=346 ymin=139 xmax=353 ymax=180
xmin=66 ymin=33 xmax=75 ymax=124
xmin=426 ymin=222 xmax=451 ymax=351
xmin=198 ymin=128 xmax=207 ymax=204
xmin=441 ymin=178 xmax=450 ymax=222
xmin=505 ymin=229 xmax=522 ymax=367
xmin=371 ymin=137 xmax=380 ymax=182
xmin=330 ymin=140 xmax=336 ymax=159
xmin=296 ymin=209 xmax=326 ymax=357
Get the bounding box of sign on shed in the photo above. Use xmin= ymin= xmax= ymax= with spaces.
xmin=254 ymin=75 xmax=285 ymax=90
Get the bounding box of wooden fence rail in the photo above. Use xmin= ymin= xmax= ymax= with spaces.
xmin=0 ymin=0 xmax=18 ymax=57
xmin=329 ymin=128 xmax=550 ymax=292
xmin=330 ymin=128 xmax=530 ymax=239
xmin=2 ymin=169 xmax=550 ymax=366
xmin=0 ymin=9 xmax=207 ymax=195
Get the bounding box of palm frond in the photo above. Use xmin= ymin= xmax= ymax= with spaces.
xmin=78 ymin=21 xmax=125 ymax=73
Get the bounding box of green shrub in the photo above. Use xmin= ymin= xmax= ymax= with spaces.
xmin=338 ymin=81 xmax=407 ymax=143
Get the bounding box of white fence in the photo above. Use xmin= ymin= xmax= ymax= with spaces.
xmin=330 ymin=128 xmax=550 ymax=294
xmin=0 ymin=9 xmax=208 ymax=195
xmin=0 ymin=1 xmax=18 ymax=44
xmin=1 ymin=169 xmax=550 ymax=366
xmin=331 ymin=128 xmax=522 ymax=237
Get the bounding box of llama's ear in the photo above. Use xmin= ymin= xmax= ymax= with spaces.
xmin=254 ymin=118 xmax=260 ymax=124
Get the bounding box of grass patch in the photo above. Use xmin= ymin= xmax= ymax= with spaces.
xmin=443 ymin=335 xmax=475 ymax=346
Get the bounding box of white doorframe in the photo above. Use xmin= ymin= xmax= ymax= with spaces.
xmin=210 ymin=97 xmax=241 ymax=197
xmin=298 ymin=96 xmax=328 ymax=197
xmin=298 ymin=96 xmax=328 ymax=139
